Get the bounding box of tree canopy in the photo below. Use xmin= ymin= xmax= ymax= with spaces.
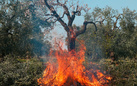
xmin=0 ymin=0 xmax=51 ymax=58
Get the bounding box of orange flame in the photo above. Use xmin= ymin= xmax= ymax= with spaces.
xmin=37 ymin=40 xmax=111 ymax=86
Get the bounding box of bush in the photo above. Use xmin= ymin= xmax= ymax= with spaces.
xmin=99 ymin=58 xmax=137 ymax=86
xmin=0 ymin=55 xmax=44 ymax=86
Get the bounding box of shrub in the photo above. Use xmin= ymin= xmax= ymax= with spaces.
xmin=99 ymin=58 xmax=137 ymax=86
xmin=0 ymin=55 xmax=44 ymax=86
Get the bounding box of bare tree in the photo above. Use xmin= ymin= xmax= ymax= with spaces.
xmin=42 ymin=0 xmax=97 ymax=51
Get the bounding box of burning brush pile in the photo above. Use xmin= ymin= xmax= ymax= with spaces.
xmin=37 ymin=41 xmax=111 ymax=86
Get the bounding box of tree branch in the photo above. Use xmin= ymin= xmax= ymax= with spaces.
xmin=45 ymin=14 xmax=54 ymax=16
xmin=45 ymin=16 xmax=54 ymax=21
xmin=61 ymin=11 xmax=66 ymax=18
xmin=68 ymin=5 xmax=81 ymax=26
xmin=44 ymin=0 xmax=69 ymax=32
xmin=95 ymin=19 xmax=105 ymax=25
xmin=76 ymin=21 xmax=97 ymax=37
xmin=51 ymin=0 xmax=71 ymax=21
xmin=68 ymin=10 xmax=81 ymax=26
xmin=45 ymin=12 xmax=65 ymax=23
xmin=113 ymin=14 xmax=122 ymax=30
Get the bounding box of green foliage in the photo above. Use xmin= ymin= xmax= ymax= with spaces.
xmin=0 ymin=0 xmax=51 ymax=58
xmin=99 ymin=58 xmax=137 ymax=86
xmin=113 ymin=8 xmax=137 ymax=58
xmin=0 ymin=0 xmax=31 ymax=56
xmin=80 ymin=6 xmax=137 ymax=59
xmin=0 ymin=55 xmax=44 ymax=86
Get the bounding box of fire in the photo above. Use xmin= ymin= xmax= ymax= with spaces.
xmin=37 ymin=40 xmax=111 ymax=86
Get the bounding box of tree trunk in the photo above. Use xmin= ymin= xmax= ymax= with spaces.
xmin=67 ymin=27 xmax=76 ymax=51
xmin=67 ymin=34 xmax=76 ymax=51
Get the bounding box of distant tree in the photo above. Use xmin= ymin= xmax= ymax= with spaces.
xmin=0 ymin=0 xmax=51 ymax=58
xmin=80 ymin=7 xmax=137 ymax=59
xmin=79 ymin=7 xmax=120 ymax=59
xmin=113 ymin=8 xmax=137 ymax=58
xmin=0 ymin=0 xmax=30 ymax=57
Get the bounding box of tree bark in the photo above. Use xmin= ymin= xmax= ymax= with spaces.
xmin=67 ymin=27 xmax=76 ymax=51
xmin=67 ymin=33 xmax=76 ymax=51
